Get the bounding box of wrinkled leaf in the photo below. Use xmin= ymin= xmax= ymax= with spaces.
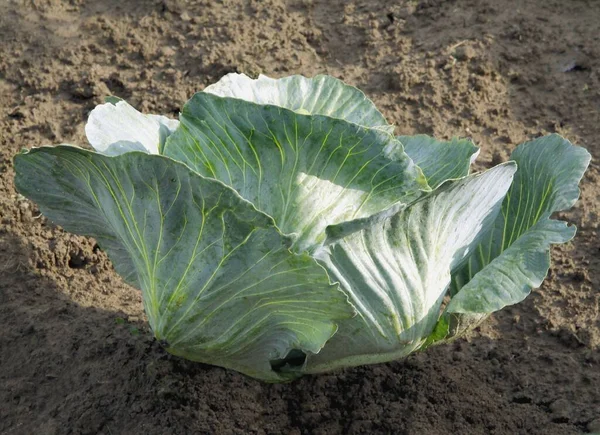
xmin=447 ymin=134 xmax=591 ymax=314
xmin=14 ymin=146 xmax=353 ymax=381
xmin=304 ymin=163 xmax=516 ymax=373
xmin=164 ymin=92 xmax=428 ymax=252
xmin=85 ymin=100 xmax=179 ymax=156
xmin=399 ymin=135 xmax=480 ymax=188
xmin=204 ymin=73 xmax=393 ymax=132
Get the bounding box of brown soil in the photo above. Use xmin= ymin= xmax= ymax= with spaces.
xmin=1 ymin=0 xmax=599 ymax=433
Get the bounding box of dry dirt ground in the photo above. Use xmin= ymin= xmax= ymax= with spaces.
xmin=1 ymin=0 xmax=599 ymax=434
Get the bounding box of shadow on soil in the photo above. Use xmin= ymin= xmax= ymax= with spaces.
xmin=1 ymin=228 xmax=593 ymax=434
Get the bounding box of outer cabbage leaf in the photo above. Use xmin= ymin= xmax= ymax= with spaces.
xmin=303 ymin=163 xmax=516 ymax=373
xmin=398 ymin=135 xmax=480 ymax=189
xmin=14 ymin=146 xmax=354 ymax=382
xmin=204 ymin=73 xmax=393 ymax=132
xmin=85 ymin=100 xmax=179 ymax=156
xmin=446 ymin=135 xmax=591 ymax=316
xmin=163 ymin=92 xmax=428 ymax=252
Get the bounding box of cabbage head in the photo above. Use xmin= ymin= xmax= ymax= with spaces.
xmin=14 ymin=74 xmax=590 ymax=381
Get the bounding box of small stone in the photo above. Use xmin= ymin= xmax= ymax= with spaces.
xmin=180 ymin=12 xmax=191 ymax=22
xmin=161 ymin=46 xmax=176 ymax=57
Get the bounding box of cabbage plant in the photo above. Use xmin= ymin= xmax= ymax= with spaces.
xmin=14 ymin=74 xmax=590 ymax=381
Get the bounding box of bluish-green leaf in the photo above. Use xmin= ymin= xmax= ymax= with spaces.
xmin=204 ymin=73 xmax=393 ymax=132
xmin=163 ymin=92 xmax=428 ymax=252
xmin=304 ymin=164 xmax=516 ymax=373
xmin=104 ymin=95 xmax=124 ymax=105
xmin=14 ymin=146 xmax=353 ymax=381
xmin=398 ymin=135 xmax=479 ymax=189
xmin=446 ymin=134 xmax=591 ymax=314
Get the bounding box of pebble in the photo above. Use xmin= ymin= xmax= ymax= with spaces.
xmin=161 ymin=46 xmax=177 ymax=57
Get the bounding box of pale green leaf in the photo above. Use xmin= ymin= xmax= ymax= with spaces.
xmin=163 ymin=92 xmax=428 ymax=252
xmin=447 ymin=134 xmax=591 ymax=314
xmin=14 ymin=146 xmax=353 ymax=381
xmin=398 ymin=135 xmax=480 ymax=188
xmin=85 ymin=100 xmax=179 ymax=156
xmin=104 ymin=95 xmax=124 ymax=105
xmin=304 ymin=163 xmax=516 ymax=373
xmin=204 ymin=73 xmax=393 ymax=132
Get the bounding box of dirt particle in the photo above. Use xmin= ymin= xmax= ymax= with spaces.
xmin=68 ymin=249 xmax=88 ymax=269
xmin=454 ymin=45 xmax=477 ymax=61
